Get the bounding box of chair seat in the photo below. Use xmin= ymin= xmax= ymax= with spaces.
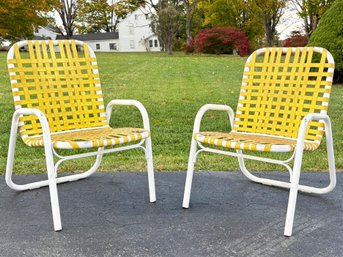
xmin=194 ymin=131 xmax=319 ymax=152
xmin=23 ymin=126 xmax=150 ymax=149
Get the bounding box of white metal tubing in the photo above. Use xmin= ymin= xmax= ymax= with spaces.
xmin=284 ymin=113 xmax=336 ymax=236
xmin=145 ymin=137 xmax=156 ymax=202
xmin=53 ymin=147 xmax=104 ymax=181
xmin=5 ymin=108 xmax=62 ymax=231
xmin=182 ymin=138 xmax=198 ymax=208
xmin=10 ymin=143 xmax=146 ymax=191
xmin=6 ymin=108 xmax=52 ymax=190
xmin=182 ymin=104 xmax=235 ymax=208
xmin=106 ymin=99 xmax=156 ymax=202
xmin=106 ymin=99 xmax=151 ymax=130
xmin=44 ymin=138 xmax=62 ymax=231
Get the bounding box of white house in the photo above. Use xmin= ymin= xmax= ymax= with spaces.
xmin=34 ymin=26 xmax=59 ymax=40
xmin=50 ymin=6 xmax=161 ymax=52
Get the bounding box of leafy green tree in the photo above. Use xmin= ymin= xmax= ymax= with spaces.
xmin=185 ymin=0 xmax=199 ymax=47
xmin=77 ymin=0 xmax=139 ymax=33
xmin=197 ymin=0 xmax=264 ymax=49
xmin=308 ymin=0 xmax=343 ymax=82
xmin=252 ymin=0 xmax=286 ymax=46
xmin=151 ymin=3 xmax=181 ymax=54
xmin=0 ymin=0 xmax=58 ymax=41
xmin=291 ymin=0 xmax=335 ymax=39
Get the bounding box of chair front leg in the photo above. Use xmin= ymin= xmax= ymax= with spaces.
xmin=284 ymin=144 xmax=304 ymax=237
xmin=182 ymin=138 xmax=198 ymax=208
xmin=45 ymin=144 xmax=62 ymax=231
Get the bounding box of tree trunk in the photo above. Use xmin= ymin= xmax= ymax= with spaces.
xmin=185 ymin=5 xmax=192 ymax=46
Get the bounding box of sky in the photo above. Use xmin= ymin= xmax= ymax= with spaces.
xmin=276 ymin=3 xmax=304 ymax=40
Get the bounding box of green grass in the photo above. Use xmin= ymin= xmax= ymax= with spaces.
xmin=0 ymin=51 xmax=342 ymax=175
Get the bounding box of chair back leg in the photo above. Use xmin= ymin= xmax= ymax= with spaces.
xmin=145 ymin=137 xmax=156 ymax=202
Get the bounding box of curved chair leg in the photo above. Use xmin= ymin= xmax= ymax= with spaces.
xmin=6 ymin=147 xmax=104 ymax=191
xmin=182 ymin=139 xmax=198 ymax=208
xmin=145 ymin=137 xmax=156 ymax=202
xmin=6 ymin=123 xmax=62 ymax=231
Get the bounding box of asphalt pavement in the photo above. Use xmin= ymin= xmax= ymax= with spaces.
xmin=0 ymin=171 xmax=342 ymax=257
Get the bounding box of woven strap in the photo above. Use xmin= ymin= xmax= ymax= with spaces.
xmin=195 ymin=131 xmax=319 ymax=152
xmin=8 ymin=40 xmax=107 ymax=138
xmin=234 ymin=47 xmax=334 ymax=145
xmin=22 ymin=126 xmax=149 ymax=149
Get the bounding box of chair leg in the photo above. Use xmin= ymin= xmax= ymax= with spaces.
xmin=284 ymin=147 xmax=304 ymax=237
xmin=44 ymin=145 xmax=62 ymax=231
xmin=145 ymin=137 xmax=156 ymax=203
xmin=182 ymin=139 xmax=198 ymax=208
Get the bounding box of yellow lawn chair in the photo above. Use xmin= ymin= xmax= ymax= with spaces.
xmin=182 ymin=47 xmax=337 ymax=236
xmin=6 ymin=40 xmax=156 ymax=231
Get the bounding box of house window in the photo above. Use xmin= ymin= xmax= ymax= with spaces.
xmin=109 ymin=43 xmax=117 ymax=50
xmin=145 ymin=14 xmax=149 ymax=19
xmin=135 ymin=14 xmax=138 ymax=20
xmin=129 ymin=24 xmax=134 ymax=35
xmin=96 ymin=44 xmax=100 ymax=50
xmin=129 ymin=40 xmax=135 ymax=49
xmin=34 ymin=28 xmax=39 ymax=33
xmin=154 ymin=40 xmax=158 ymax=47
xmin=149 ymin=40 xmax=153 ymax=48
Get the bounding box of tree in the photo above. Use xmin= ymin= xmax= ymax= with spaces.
xmin=0 ymin=0 xmax=58 ymax=41
xmin=54 ymin=0 xmax=79 ymax=39
xmin=151 ymin=4 xmax=181 ymax=54
xmin=192 ymin=27 xmax=250 ymax=55
xmin=196 ymin=0 xmax=264 ymax=49
xmin=252 ymin=0 xmax=286 ymax=47
xmin=184 ymin=0 xmax=199 ymax=47
xmin=308 ymin=0 xmax=343 ymax=82
xmin=291 ymin=0 xmax=335 ymax=39
xmin=77 ymin=0 xmax=140 ymax=33
xmin=282 ymin=31 xmax=308 ymax=47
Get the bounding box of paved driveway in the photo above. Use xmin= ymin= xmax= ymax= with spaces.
xmin=0 ymin=171 xmax=342 ymax=256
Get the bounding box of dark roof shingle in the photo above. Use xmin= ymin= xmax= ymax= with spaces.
xmin=56 ymin=32 xmax=119 ymax=41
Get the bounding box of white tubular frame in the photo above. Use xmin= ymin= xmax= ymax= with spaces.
xmin=6 ymin=40 xmax=156 ymax=231
xmin=6 ymin=102 xmax=156 ymax=231
xmin=182 ymin=104 xmax=336 ymax=237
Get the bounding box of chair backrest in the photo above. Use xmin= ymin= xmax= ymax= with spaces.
xmin=232 ymin=47 xmax=335 ymax=144
xmin=7 ymin=40 xmax=108 ymax=138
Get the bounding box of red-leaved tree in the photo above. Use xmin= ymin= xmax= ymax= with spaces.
xmin=282 ymin=31 xmax=308 ymax=47
xmin=191 ymin=27 xmax=250 ymax=56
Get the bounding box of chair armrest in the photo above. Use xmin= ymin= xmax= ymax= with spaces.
xmin=106 ymin=99 xmax=151 ymax=130
xmin=192 ymin=104 xmax=235 ymax=134
xmin=10 ymin=108 xmax=52 ymax=145
xmin=296 ymin=113 xmax=333 ymax=152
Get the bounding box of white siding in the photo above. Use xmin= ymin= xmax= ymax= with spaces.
xmin=86 ymin=40 xmax=119 ymax=52
xmin=117 ymin=6 xmax=161 ymax=52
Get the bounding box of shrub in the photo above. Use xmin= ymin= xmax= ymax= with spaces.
xmin=282 ymin=31 xmax=308 ymax=47
xmin=192 ymin=27 xmax=250 ymax=56
xmin=308 ymin=0 xmax=343 ymax=83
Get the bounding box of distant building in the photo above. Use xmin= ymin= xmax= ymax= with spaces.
xmin=42 ymin=6 xmax=161 ymax=52
xmin=34 ymin=27 xmax=59 ymax=40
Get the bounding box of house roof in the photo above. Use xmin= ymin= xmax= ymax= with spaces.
xmin=56 ymin=32 xmax=119 ymax=41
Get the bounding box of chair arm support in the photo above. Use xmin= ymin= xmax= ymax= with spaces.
xmin=192 ymin=104 xmax=235 ymax=134
xmin=11 ymin=108 xmax=52 ymax=143
xmin=296 ymin=113 xmax=333 ymax=151
xmin=106 ymin=99 xmax=151 ymax=130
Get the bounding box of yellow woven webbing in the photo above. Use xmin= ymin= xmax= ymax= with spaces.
xmin=234 ymin=47 xmax=334 ymax=143
xmin=8 ymin=40 xmax=107 ymax=138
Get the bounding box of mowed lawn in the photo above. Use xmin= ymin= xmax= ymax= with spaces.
xmin=0 ymin=51 xmax=342 ymax=175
